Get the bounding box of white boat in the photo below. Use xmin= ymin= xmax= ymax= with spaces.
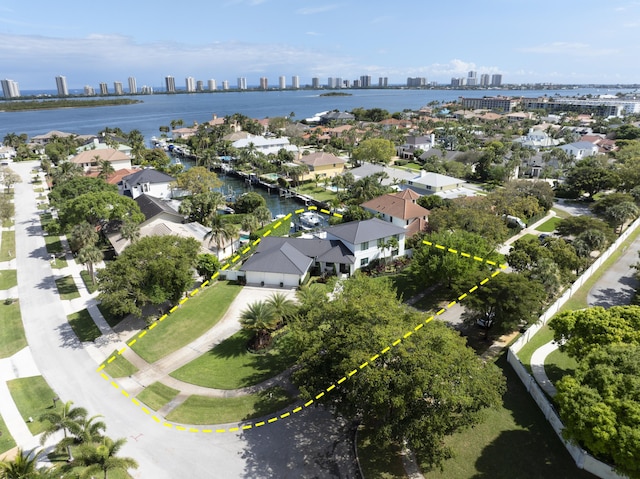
xmin=299 ymin=211 xmax=323 ymax=228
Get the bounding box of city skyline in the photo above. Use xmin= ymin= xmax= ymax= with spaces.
xmin=1 ymin=1 xmax=640 ymax=90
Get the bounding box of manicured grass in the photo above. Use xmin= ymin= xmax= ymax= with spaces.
xmin=50 ymin=257 xmax=68 ymax=269
xmin=39 ymin=212 xmax=53 ymax=228
xmin=165 ymin=386 xmax=293 ymax=424
xmin=536 ymin=216 xmax=562 ymax=233
xmin=33 ymin=187 xmax=44 ymax=193
xmin=0 ymin=230 xmax=15 ymax=261
xmin=7 ymin=376 xmax=57 ymax=435
xmin=545 ymin=348 xmax=578 ymax=386
xmin=97 ymin=303 xmax=125 ymax=328
xmin=44 ymin=235 xmax=64 ymax=254
xmin=37 ymin=202 xmax=49 ymax=210
xmin=516 ymin=324 xmax=555 ymax=372
xmin=515 ymin=233 xmax=538 ymax=244
xmin=130 ymin=281 xmax=241 ymax=363
xmin=551 ymin=207 xmax=571 ymax=219
xmin=67 ymin=309 xmax=101 ymax=342
xmin=137 ymin=382 xmax=180 ymax=411
xmin=170 ymin=329 xmax=292 ymax=389
xmin=561 ymin=225 xmax=640 ymax=312
xmin=420 ymin=355 xmax=594 ymax=479
xmin=0 ymin=269 xmax=17 ymax=290
xmin=373 ymin=269 xmax=420 ymax=300
xmin=0 ymin=301 xmax=27 ymax=358
xmin=0 ymin=412 xmax=17 ymax=454
xmin=294 ymin=183 xmax=337 ymax=203
xmin=80 ymin=270 xmax=98 ymax=294
xmin=357 ymin=427 xmax=407 ymax=479
xmin=102 ymin=351 xmax=138 ymax=378
xmin=54 ymin=275 xmax=80 ymax=300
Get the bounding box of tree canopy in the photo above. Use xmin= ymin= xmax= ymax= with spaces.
xmin=352 ymin=138 xmax=396 ymax=165
xmin=97 ymin=235 xmax=200 ymax=318
xmin=233 ymin=191 xmax=267 ymax=214
xmin=173 ymin=166 xmax=222 ymax=195
xmin=285 ymin=274 xmax=505 ymax=469
xmin=58 ymin=191 xmax=144 ymax=230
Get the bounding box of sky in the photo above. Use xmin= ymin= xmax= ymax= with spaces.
xmin=1 ymin=0 xmax=640 ymax=91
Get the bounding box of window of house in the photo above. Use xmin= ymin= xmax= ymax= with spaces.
xmin=360 ymin=257 xmax=369 ymax=267
xmin=361 ymin=241 xmax=369 ymax=251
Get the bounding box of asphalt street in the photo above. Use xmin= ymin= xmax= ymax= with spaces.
xmin=10 ymin=161 xmax=359 ymax=478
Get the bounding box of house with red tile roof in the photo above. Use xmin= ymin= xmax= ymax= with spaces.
xmin=70 ymin=148 xmax=132 ymax=173
xmin=361 ymin=189 xmax=429 ymax=236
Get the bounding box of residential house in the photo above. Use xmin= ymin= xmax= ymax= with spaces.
xmin=319 ymin=111 xmax=355 ymax=124
xmin=361 ymin=190 xmax=429 ymax=236
xmin=31 ymin=130 xmax=88 ymax=145
xmin=0 ymin=145 xmax=16 ymax=160
xmin=514 ymin=128 xmax=559 ymax=150
xmin=121 ymin=169 xmax=175 ymax=199
xmin=231 ymin=134 xmax=298 ymax=156
xmin=397 ymin=134 xmax=435 ymax=159
xmin=558 ymin=141 xmax=599 ymax=160
xmin=76 ymin=138 xmax=132 ymax=157
xmin=239 ymin=218 xmax=406 ymax=286
xmin=295 ymin=152 xmax=346 ymax=181
xmin=70 ymin=148 xmax=132 ymax=173
xmin=580 ymin=134 xmax=617 ymax=154
xmin=406 ymin=170 xmax=466 ymax=196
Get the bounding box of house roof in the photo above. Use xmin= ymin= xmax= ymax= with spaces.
xmin=297 ymin=152 xmax=346 ymax=167
xmin=240 ymin=238 xmax=314 ymax=275
xmin=134 ymin=194 xmax=184 ymax=222
xmin=361 ymin=191 xmax=430 ymax=221
xmin=409 ymin=171 xmax=465 ymax=188
xmin=324 ymin=218 xmax=405 ymax=244
xmin=70 ymin=148 xmax=130 ymax=165
xmin=561 ymin=141 xmax=599 ymax=150
xmin=122 ymin=169 xmax=175 ymax=185
xmin=31 ymin=130 xmax=76 ymax=141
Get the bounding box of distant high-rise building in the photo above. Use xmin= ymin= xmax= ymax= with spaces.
xmin=279 ymin=76 xmax=286 ymax=89
xmin=55 ymin=76 xmax=68 ymax=96
xmin=113 ymin=81 xmax=123 ymax=95
xmin=237 ymin=77 xmax=247 ymax=90
xmin=291 ymin=75 xmax=300 ymax=89
xmin=222 ymin=80 xmax=229 ymax=90
xmin=480 ymin=74 xmax=490 ymax=87
xmin=310 ymin=77 xmax=320 ymax=89
xmin=185 ymin=77 xmax=195 ymax=92
xmin=378 ymin=77 xmax=388 ymax=87
xmin=128 ymin=77 xmax=137 ymax=94
xmin=407 ymin=77 xmax=427 ymax=87
xmin=360 ymin=75 xmax=372 ymax=87
xmin=353 ymin=79 xmax=361 ymax=88
xmin=99 ymin=82 xmax=108 ymax=95
xmin=140 ymin=85 xmax=153 ymax=94
xmin=328 ymin=77 xmax=338 ymax=89
xmin=260 ymin=77 xmax=268 ymax=90
xmin=165 ymin=76 xmax=176 ymax=93
xmin=467 ymin=71 xmax=477 ymax=86
xmin=1 ymin=79 xmax=20 ymax=98
xmin=343 ymin=79 xmax=350 ymax=88
xmin=83 ymin=85 xmax=95 ymax=96
xmin=196 ymin=80 xmax=204 ymax=92
xmin=208 ymin=79 xmax=217 ymax=91
xmin=490 ymin=74 xmax=503 ymax=87
xmin=451 ymin=77 xmax=466 ymax=87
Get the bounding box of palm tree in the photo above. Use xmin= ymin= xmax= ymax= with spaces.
xmin=74 ymin=414 xmax=107 ymax=445
xmin=0 ymin=448 xmax=42 ymax=479
xmin=69 ymin=222 xmax=98 ymax=253
xmin=78 ymin=245 xmax=104 ymax=284
xmin=120 ymin=218 xmax=141 ymax=243
xmin=265 ymin=292 xmax=298 ymax=324
xmin=39 ymin=400 xmax=87 ymax=461
xmin=383 ymin=236 xmax=399 ymax=266
xmin=97 ymin=159 xmax=115 ymax=180
xmin=240 ymin=214 xmax=260 ymax=234
xmin=204 ymin=214 xmax=239 ymax=259
xmin=239 ymin=301 xmax=278 ymax=350
xmin=253 ymin=205 xmax=272 ymax=228
xmin=76 ymin=437 xmax=138 ymax=479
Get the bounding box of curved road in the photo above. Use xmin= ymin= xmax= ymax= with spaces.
xmin=10 ymin=161 xmax=358 ymax=478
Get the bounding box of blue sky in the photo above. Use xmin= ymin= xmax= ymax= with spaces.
xmin=1 ymin=0 xmax=639 ymax=90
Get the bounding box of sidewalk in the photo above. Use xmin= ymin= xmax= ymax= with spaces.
xmin=530 ymin=341 xmax=559 ymax=397
xmin=497 ymin=209 xmax=556 ymax=255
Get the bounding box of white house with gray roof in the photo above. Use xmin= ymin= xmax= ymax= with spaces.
xmin=121 ymin=169 xmax=175 ymax=199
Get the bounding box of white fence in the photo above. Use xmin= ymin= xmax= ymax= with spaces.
xmin=508 ymin=216 xmax=640 ymax=479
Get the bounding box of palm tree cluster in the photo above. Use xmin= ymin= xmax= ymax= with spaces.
xmin=239 ymin=293 xmax=298 ymax=350
xmin=0 ymin=401 xmax=137 ymax=479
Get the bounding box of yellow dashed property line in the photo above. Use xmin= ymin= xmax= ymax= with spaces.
xmin=94 ymin=208 xmax=504 ymax=434
xmin=421 ymin=240 xmax=506 ymax=269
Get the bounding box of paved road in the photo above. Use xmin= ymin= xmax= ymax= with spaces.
xmin=9 ymin=161 xmax=359 ymax=478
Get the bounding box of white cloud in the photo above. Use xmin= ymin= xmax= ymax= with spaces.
xmin=520 ymin=42 xmax=617 ymax=56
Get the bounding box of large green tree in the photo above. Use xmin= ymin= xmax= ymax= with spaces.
xmin=48 ymin=177 xmax=117 ymax=206
xmin=97 ymin=235 xmax=200 ymax=317
xmin=555 ymin=343 xmax=640 ymax=479
xmin=563 ymin=157 xmax=619 ymax=199
xmin=352 ymin=138 xmax=396 ymax=165
xmin=233 ymin=191 xmax=266 ymax=214
xmin=173 ymin=166 xmax=222 ymax=195
xmin=178 ymin=191 xmax=225 ymax=224
xmin=59 ymin=191 xmax=144 ymax=230
xmin=285 ymin=274 xmax=505 ymax=469
xmin=76 ymin=437 xmax=138 ymax=479
xmin=39 ymin=400 xmax=87 ymax=461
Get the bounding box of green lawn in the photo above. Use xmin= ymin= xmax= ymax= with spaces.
xmin=551 ymin=207 xmax=571 ymax=219
xmin=0 ymin=301 xmax=27 ymax=358
xmin=39 ymin=212 xmax=53 ymax=228
xmin=54 ymin=275 xmax=80 ymax=300
xmin=419 ymin=355 xmax=594 ymax=479
xmin=357 ymin=427 xmax=407 ymax=479
xmin=7 ymin=376 xmax=57 ymax=435
xmin=44 ymin=235 xmax=64 ymax=254
xmin=37 ymin=202 xmax=49 ymax=210
xmin=165 ymin=386 xmax=293 ymax=424
xmin=544 ymin=348 xmax=578 ymax=386
xmin=0 ymin=269 xmax=17 ymax=289
xmin=170 ymin=329 xmax=292 ymax=389
xmin=0 ymin=230 xmax=15 ymax=261
xmin=80 ymin=270 xmax=98 ymax=294
xmin=50 ymin=257 xmax=68 ymax=269
xmin=536 ymin=216 xmax=562 ymax=233
xmin=102 ymin=351 xmax=138 ymax=378
xmin=0 ymin=412 xmax=17 ymax=454
xmin=516 ymin=324 xmax=555 ymax=372
xmin=515 ymin=233 xmax=539 ymax=244
xmin=67 ymin=309 xmax=101 ymax=342
xmin=137 ymin=382 xmax=180 ymax=411
xmin=97 ymin=303 xmax=125 ymax=328
xmin=294 ymin=183 xmax=337 ymax=203
xmin=130 ymin=281 xmax=241 ymax=363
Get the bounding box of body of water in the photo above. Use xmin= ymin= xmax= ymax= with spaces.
xmin=0 ymin=87 xmax=632 ymax=145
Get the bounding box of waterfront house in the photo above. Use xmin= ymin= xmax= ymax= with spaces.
xmin=76 ymin=137 xmax=133 ymax=157
xmin=121 ymin=169 xmax=175 ymax=199
xmin=406 ymin=170 xmax=466 ymax=196
xmin=70 ymin=148 xmax=132 ymax=173
xmin=397 ymin=134 xmax=435 ymax=159
xmin=295 ymin=152 xmax=346 ymax=181
xmin=361 ymin=190 xmax=429 ymax=236
xmin=231 ymin=134 xmax=298 ymax=156
xmin=558 ymin=141 xmax=599 ymax=160
xmin=31 ymin=130 xmax=93 ymax=145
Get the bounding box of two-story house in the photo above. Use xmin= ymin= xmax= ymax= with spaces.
xmin=295 ymin=152 xmax=346 ymax=181
xmin=397 ymin=135 xmax=435 ymax=159
xmin=361 ymin=190 xmax=429 ymax=236
xmin=121 ymin=169 xmax=175 ymax=199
